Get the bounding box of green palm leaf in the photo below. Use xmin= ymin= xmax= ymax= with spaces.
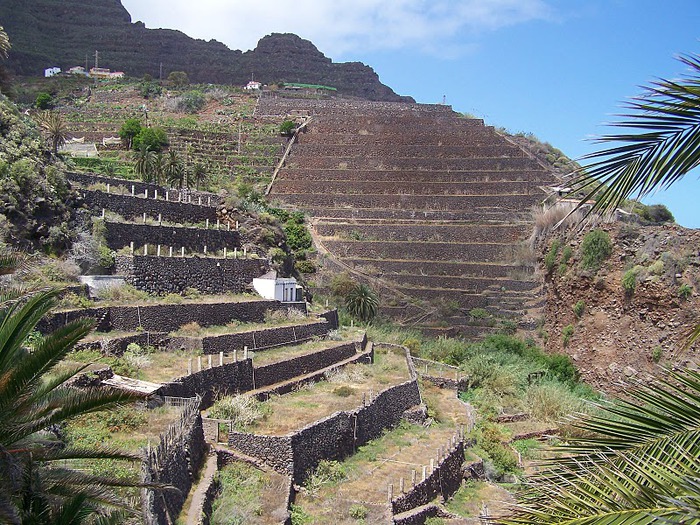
xmin=568 ymin=54 xmax=700 ymax=216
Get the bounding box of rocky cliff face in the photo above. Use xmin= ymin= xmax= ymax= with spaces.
xmin=540 ymin=221 xmax=700 ymax=393
xmin=0 ymin=0 xmax=412 ymax=102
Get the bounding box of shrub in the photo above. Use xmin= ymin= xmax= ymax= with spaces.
xmin=35 ymin=92 xmax=52 ymax=109
xmin=573 ymin=300 xmax=585 ymax=318
xmin=177 ymin=90 xmax=206 ymax=113
xmin=562 ymin=324 xmax=574 ymax=347
xmin=545 ymin=353 xmax=578 ymax=383
xmin=284 ymin=221 xmax=312 ymax=252
xmin=280 ymin=120 xmax=296 ymax=136
xmin=525 ymin=381 xmax=584 ymax=422
xmin=118 ymin=117 xmax=142 ymax=148
xmin=652 ymin=345 xmax=663 ymax=363
xmin=132 ymin=126 xmax=168 ymax=152
xmin=330 ymin=272 xmax=357 ymax=298
xmin=140 ymin=81 xmax=162 ymax=99
xmin=622 ymin=267 xmax=639 ymax=296
xmin=294 ymin=260 xmax=316 ymax=274
xmin=208 ymin=396 xmax=269 ymax=429
xmin=544 ymin=239 xmax=561 ymax=273
xmin=469 ymin=307 xmax=490 ymax=319
xmin=333 ymin=385 xmax=355 ymax=397
xmin=637 ymin=203 xmax=675 ymax=223
xmin=679 ymin=283 xmax=693 ymax=300
xmin=304 ymin=460 xmax=347 ymax=496
xmin=580 ymin=229 xmax=612 ymax=271
xmin=349 ymin=504 xmax=368 ymax=520
xmin=167 ymin=70 xmax=189 ymax=87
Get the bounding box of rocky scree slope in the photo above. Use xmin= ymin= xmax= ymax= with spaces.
xmin=0 ymin=0 xmax=411 ymax=102
xmin=541 ymin=221 xmax=700 ymax=392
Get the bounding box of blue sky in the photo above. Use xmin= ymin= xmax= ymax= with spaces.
xmin=121 ymin=0 xmax=700 ymax=227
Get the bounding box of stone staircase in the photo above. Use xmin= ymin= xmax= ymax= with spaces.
xmin=261 ymin=97 xmax=557 ymax=336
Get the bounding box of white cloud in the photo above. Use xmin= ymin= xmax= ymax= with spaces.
xmin=120 ymin=0 xmax=554 ymax=59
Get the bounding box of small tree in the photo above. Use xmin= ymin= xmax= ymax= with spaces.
xmin=118 ymin=117 xmax=142 ymax=149
xmin=132 ymin=126 xmax=168 ymax=152
xmin=191 ymin=162 xmax=208 ymax=190
xmin=165 ymin=151 xmax=186 ymax=188
xmin=34 ymin=92 xmax=52 ymax=110
xmin=0 ymin=25 xmax=10 ymax=59
xmin=37 ymin=110 xmax=68 ymax=155
xmin=132 ymin=144 xmax=155 ymax=181
xmin=345 ymin=283 xmax=379 ymax=323
xmin=167 ymin=70 xmax=189 ymax=87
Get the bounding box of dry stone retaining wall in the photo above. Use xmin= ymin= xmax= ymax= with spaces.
xmin=280 ymin=168 xmax=553 ymax=183
xmin=143 ymin=397 xmax=206 ymax=525
xmin=80 ymin=189 xmax=216 ymax=223
xmin=323 ymin=240 xmax=514 ymax=263
xmin=200 ymin=320 xmax=331 ymax=354
xmin=315 ymin=223 xmax=526 ymax=244
xmin=104 ymin=221 xmax=241 ymax=252
xmin=115 ymin=255 xmax=269 ymax=295
xmin=290 ymin=156 xmax=541 ymax=172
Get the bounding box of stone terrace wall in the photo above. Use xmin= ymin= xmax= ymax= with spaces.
xmin=39 ymin=300 xmax=297 ymax=334
xmin=143 ymin=397 xmax=206 ymax=525
xmin=115 ymin=255 xmax=269 ymax=295
xmin=288 ymin=156 xmax=541 ymax=172
xmin=104 ymin=221 xmax=241 ymax=252
xmin=254 ymin=342 xmax=357 ymax=388
xmin=68 ymin=171 xmax=224 ymax=207
xmin=229 ymin=346 xmax=421 ymax=483
xmin=200 ymin=319 xmax=331 ymax=354
xmin=80 ymin=189 xmax=216 ymax=223
xmin=391 ymin=440 xmax=465 ymax=515
xmin=314 ymin=223 xmax=526 ymax=244
xmin=322 ymin=240 xmax=513 ymax=263
xmin=257 ymin=96 xmax=453 ymax=117
xmin=154 ymin=336 xmax=364 ymax=404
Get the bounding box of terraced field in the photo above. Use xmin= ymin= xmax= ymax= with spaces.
xmin=263 ymin=97 xmax=559 ymax=335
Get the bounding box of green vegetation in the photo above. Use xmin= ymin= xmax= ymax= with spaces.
xmin=345 ymin=283 xmax=379 ymax=323
xmin=580 ymin=229 xmax=612 ymax=271
xmin=34 ymin=91 xmax=52 ymax=109
xmin=280 ymin=120 xmax=296 ymax=136
xmin=543 ymin=239 xmax=561 ymax=273
xmin=651 ymin=345 xmax=663 ymax=363
xmin=622 ymin=266 xmax=640 ymax=296
xmin=562 ymin=324 xmax=574 ymax=347
xmin=177 ymin=89 xmax=206 ymax=113
xmin=118 ymin=117 xmax=142 ymax=149
xmin=573 ymin=300 xmax=585 ymax=318
xmin=210 ymin=463 xmax=265 ymax=525
xmin=207 ymin=395 xmax=270 ymax=430
xmin=132 ymin=126 xmax=169 ymax=152
xmin=167 ymin=70 xmax=189 ymax=87
xmin=678 ymin=283 xmax=693 ymax=300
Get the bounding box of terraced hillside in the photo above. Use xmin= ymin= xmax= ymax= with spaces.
xmin=262 ymin=97 xmax=560 ymax=335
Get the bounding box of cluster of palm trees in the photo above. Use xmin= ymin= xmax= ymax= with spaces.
xmin=132 ymin=146 xmax=208 ymax=190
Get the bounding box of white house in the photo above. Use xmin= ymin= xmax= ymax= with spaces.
xmin=44 ymin=67 xmax=61 ymax=77
xmin=244 ymin=80 xmax=262 ymax=90
xmin=68 ymin=66 xmax=88 ymax=76
xmin=253 ymin=271 xmax=303 ymax=302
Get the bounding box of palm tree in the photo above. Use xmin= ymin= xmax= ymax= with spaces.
xmin=132 ymin=144 xmax=155 ymax=182
xmin=151 ymin=151 xmax=166 ymax=185
xmin=499 ymin=368 xmax=700 ymax=524
xmin=191 ymin=162 xmax=208 ymax=190
xmin=567 ymin=54 xmax=700 ymax=216
xmin=0 ymin=26 xmax=10 ymax=59
xmin=165 ymin=151 xmax=186 ymax=189
xmin=37 ymin=111 xmax=68 ymax=155
xmin=0 ymin=252 xmax=145 ymax=523
xmin=344 ymin=283 xmax=379 ymax=323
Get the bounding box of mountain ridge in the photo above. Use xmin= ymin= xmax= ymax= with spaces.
xmin=0 ymin=0 xmax=413 ymax=102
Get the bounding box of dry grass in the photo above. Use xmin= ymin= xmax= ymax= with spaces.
xmin=240 ymin=348 xmax=410 ymax=435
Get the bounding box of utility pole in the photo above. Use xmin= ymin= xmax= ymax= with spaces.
xmin=94 ymin=50 xmax=99 ymax=69
xmin=159 ymin=62 xmax=163 ymax=82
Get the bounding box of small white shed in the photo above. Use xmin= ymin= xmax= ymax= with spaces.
xmin=253 ymin=271 xmax=303 ymax=302
xmin=44 ymin=67 xmax=61 ymax=77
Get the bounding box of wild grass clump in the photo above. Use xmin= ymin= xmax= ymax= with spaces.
xmin=207 ymin=395 xmax=269 ymax=429
xmin=211 ymin=463 xmax=265 ymax=525
xmin=304 ymin=460 xmax=347 ymax=497
xmin=95 ymin=283 xmax=150 ymax=303
xmin=525 ymin=380 xmax=586 ymax=422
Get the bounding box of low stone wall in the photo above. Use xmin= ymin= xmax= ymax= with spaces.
xmin=228 ymin=345 xmax=421 ymax=483
xmin=115 ymin=255 xmax=269 ymax=295
xmin=391 ymin=440 xmax=465 ymax=515
xmin=75 ymin=331 xmax=170 ymax=356
xmin=39 ymin=300 xmax=298 ymax=334
xmin=292 ymin=143 xmax=522 ymax=159
xmin=154 ymin=336 xmax=365 ymax=405
xmin=386 ymin=274 xmax=537 ymax=293
xmin=199 ymin=320 xmax=331 ymax=354
xmin=343 ymin=259 xmax=522 ymax=279
xmin=143 ymin=397 xmax=206 ymax=525
xmin=288 ymin=156 xmax=541 ymax=172
xmin=279 ymin=168 xmax=553 ymax=184
xmin=289 ymin=205 xmax=525 ymax=223
xmin=79 ymin=189 xmax=216 ymax=223
xmin=254 ymin=342 xmax=357 ymax=391
xmin=104 ymin=221 xmax=241 ymax=252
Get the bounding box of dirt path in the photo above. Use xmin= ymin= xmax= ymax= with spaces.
xmin=186 ymin=452 xmax=218 ymax=525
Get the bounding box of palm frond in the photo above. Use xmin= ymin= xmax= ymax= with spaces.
xmin=567 ymin=54 xmax=700 ymax=217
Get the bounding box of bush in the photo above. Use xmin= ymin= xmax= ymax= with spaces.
xmin=330 ymin=273 xmax=357 ymax=298
xmin=35 ymin=92 xmax=52 ymax=109
xmin=118 ymin=118 xmax=142 ymax=148
xmin=132 ymin=126 xmax=168 ymax=152
xmin=580 ymin=229 xmax=612 ymax=271
xmin=679 ymin=283 xmax=693 ymax=300
xmin=349 ymin=504 xmax=368 ymax=520
xmin=637 ymin=203 xmax=675 ymax=224
xmin=652 ymin=345 xmax=663 ymax=363
xmin=573 ymin=300 xmax=585 ymax=318
xmin=177 ymin=90 xmax=206 ymax=113
xmin=207 ymin=396 xmax=269 ymax=430
xmin=294 ymin=260 xmax=316 ymax=274
xmin=140 ymin=81 xmax=162 ymax=99
xmin=284 ymin=220 xmax=312 ymax=252
xmin=167 ymin=70 xmax=189 ymax=87
xmin=280 ymin=120 xmax=296 ymax=136
xmin=333 ymin=385 xmax=355 ymax=397
xmin=469 ymin=307 xmax=490 ymax=319
xmin=544 ymin=239 xmax=561 ymax=273
xmin=562 ymin=324 xmax=574 ymax=347
xmin=622 ymin=267 xmax=639 ymax=296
